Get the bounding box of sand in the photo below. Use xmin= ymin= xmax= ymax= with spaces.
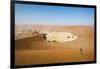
xmin=15 ymin=25 xmax=95 ymax=66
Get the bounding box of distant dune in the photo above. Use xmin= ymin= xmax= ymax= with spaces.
xmin=15 ymin=24 xmax=94 ymax=32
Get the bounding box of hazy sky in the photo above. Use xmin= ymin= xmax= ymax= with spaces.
xmin=15 ymin=4 xmax=94 ymax=25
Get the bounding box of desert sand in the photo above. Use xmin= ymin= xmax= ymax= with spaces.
xmin=15 ymin=25 xmax=94 ymax=66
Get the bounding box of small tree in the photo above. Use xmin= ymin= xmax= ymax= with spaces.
xmin=32 ymin=30 xmax=39 ymax=34
xmin=42 ymin=33 xmax=47 ymax=40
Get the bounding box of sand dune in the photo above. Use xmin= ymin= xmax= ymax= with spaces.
xmin=15 ymin=25 xmax=94 ymax=66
